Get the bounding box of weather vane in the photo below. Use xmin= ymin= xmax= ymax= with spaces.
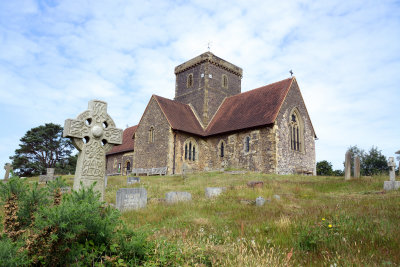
xmin=289 ymin=70 xmax=293 ymax=77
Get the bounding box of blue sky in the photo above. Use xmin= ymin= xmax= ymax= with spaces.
xmin=1 ymin=0 xmax=399 ymax=177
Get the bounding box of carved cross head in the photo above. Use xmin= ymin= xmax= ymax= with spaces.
xmin=63 ymin=100 xmax=123 ymax=152
xmin=4 ymin=163 xmax=12 ymax=171
xmin=388 ymin=157 xmax=396 ymax=168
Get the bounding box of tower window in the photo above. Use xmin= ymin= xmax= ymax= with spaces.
xmin=222 ymin=74 xmax=228 ymax=88
xmin=245 ymin=136 xmax=250 ymax=152
xmin=187 ymin=73 xmax=193 ymax=88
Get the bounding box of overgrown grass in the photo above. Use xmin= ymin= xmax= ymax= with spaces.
xmin=2 ymin=173 xmax=399 ymax=266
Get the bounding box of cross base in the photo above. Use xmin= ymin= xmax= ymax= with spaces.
xmin=383 ymin=181 xmax=400 ymax=191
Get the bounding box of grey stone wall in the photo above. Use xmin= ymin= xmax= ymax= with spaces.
xmin=275 ymin=80 xmax=316 ymax=174
xmin=106 ymin=153 xmax=134 ymax=175
xmin=134 ymin=98 xmax=172 ymax=171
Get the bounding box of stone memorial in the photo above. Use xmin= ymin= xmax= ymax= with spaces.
xmin=384 ymin=157 xmax=400 ymax=191
xmin=39 ymin=168 xmax=55 ymax=183
xmin=165 ymin=191 xmax=192 ymax=203
xmin=127 ymin=176 xmax=140 ymax=184
xmin=345 ymin=151 xmax=351 ymax=180
xmin=273 ymin=194 xmax=281 ymax=200
xmin=354 ymin=156 xmax=360 ymax=178
xmin=205 ymin=187 xmax=226 ymax=198
xmin=60 ymin=187 xmax=71 ymax=194
xmin=255 ymin=196 xmax=266 ymax=206
xmin=63 ymin=100 xmax=123 ymax=201
xmin=116 ymin=188 xmax=147 ymax=211
xmin=104 ymin=175 xmax=108 ymax=188
xmin=3 ymin=163 xmax=12 ymax=181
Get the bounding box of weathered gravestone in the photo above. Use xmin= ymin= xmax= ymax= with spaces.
xmin=104 ymin=175 xmax=108 ymax=188
xmin=3 ymin=163 xmax=12 ymax=181
xmin=205 ymin=187 xmax=226 ymax=198
xmin=127 ymin=176 xmax=140 ymax=184
xmin=63 ymin=100 xmax=123 ymax=201
xmin=256 ymin=196 xmax=266 ymax=206
xmin=345 ymin=151 xmax=352 ymax=180
xmin=39 ymin=168 xmax=55 ymax=183
xmin=165 ymin=191 xmax=192 ymax=203
xmin=354 ymin=156 xmax=361 ymax=179
xmin=116 ymin=188 xmax=147 ymax=211
xmin=384 ymin=157 xmax=400 ymax=191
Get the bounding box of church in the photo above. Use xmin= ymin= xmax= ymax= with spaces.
xmin=106 ymin=52 xmax=317 ymax=175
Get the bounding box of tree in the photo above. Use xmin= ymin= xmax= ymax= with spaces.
xmin=362 ymin=146 xmax=387 ymax=176
xmin=10 ymin=123 xmax=74 ymax=177
xmin=316 ymin=160 xmax=333 ymax=176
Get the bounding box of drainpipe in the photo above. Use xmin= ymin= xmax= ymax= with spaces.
xmin=172 ymin=131 xmax=176 ymax=174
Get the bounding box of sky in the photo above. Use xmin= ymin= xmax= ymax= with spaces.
xmin=0 ymin=0 xmax=399 ymax=178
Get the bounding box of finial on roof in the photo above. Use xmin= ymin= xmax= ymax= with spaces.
xmin=289 ymin=70 xmax=293 ymax=77
xmin=207 ymin=41 xmax=211 ymax=52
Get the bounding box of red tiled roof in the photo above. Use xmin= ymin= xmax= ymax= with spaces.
xmin=206 ymin=78 xmax=293 ymax=135
xmin=154 ymin=95 xmax=205 ymax=136
xmin=106 ymin=125 xmax=137 ymax=155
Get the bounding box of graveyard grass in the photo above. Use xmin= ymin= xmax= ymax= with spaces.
xmin=2 ymin=172 xmax=400 ymax=266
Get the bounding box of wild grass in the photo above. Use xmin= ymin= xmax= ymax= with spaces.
xmin=2 ymin=172 xmax=399 ymax=266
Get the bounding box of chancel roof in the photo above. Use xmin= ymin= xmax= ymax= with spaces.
xmin=106 ymin=125 xmax=137 ymax=155
xmin=153 ymin=77 xmax=295 ymax=136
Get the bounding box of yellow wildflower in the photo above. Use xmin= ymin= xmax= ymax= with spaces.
xmin=322 ymin=218 xmax=325 ymax=221
xmin=328 ymin=224 xmax=332 ymax=228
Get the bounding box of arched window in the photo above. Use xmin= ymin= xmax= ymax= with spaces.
xmin=222 ymin=74 xmax=228 ymax=88
xmin=187 ymin=73 xmax=193 ymax=88
xmin=184 ymin=139 xmax=197 ymax=161
xmin=245 ymin=136 xmax=250 ymax=152
xmin=148 ymin=127 xmax=154 ymax=143
xmin=126 ymin=161 xmax=131 ymax=171
xmin=118 ymin=163 xmax=121 ymax=173
xmin=220 ymin=142 xmax=224 ymax=157
xmin=289 ymin=109 xmax=303 ymax=152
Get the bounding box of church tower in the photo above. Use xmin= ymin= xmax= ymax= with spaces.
xmin=174 ymin=52 xmax=243 ymax=127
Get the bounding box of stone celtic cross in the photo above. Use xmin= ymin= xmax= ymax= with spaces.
xmin=4 ymin=163 xmax=12 ymax=181
xmin=64 ymin=100 xmax=122 ymax=200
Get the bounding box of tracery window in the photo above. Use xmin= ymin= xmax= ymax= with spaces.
xmin=222 ymin=74 xmax=228 ymax=88
xmin=289 ymin=109 xmax=303 ymax=152
xmin=184 ymin=139 xmax=197 ymax=161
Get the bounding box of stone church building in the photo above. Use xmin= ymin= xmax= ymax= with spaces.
xmin=106 ymin=52 xmax=317 ymax=175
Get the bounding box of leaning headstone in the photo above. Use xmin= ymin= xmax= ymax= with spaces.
xmin=3 ymin=163 xmax=12 ymax=181
xmin=247 ymin=181 xmax=264 ymax=188
xmin=384 ymin=157 xmax=400 ymax=191
xmin=39 ymin=168 xmax=55 ymax=183
xmin=205 ymin=187 xmax=226 ymax=198
xmin=345 ymin=151 xmax=352 ymax=180
xmin=273 ymin=194 xmax=281 ymax=200
xmin=63 ymin=100 xmax=123 ymax=201
xmin=116 ymin=188 xmax=147 ymax=211
xmin=354 ymin=156 xmax=361 ymax=178
xmin=127 ymin=176 xmax=140 ymax=184
xmin=256 ymin=196 xmax=266 ymax=206
xmin=165 ymin=191 xmax=192 ymax=203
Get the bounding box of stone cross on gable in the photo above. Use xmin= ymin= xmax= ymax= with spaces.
xmin=4 ymin=163 xmax=12 ymax=181
xmin=64 ymin=100 xmax=123 ymax=200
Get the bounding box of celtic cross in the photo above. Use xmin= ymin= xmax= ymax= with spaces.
xmin=63 ymin=100 xmax=122 ymax=200
xmin=4 ymin=163 xmax=12 ymax=181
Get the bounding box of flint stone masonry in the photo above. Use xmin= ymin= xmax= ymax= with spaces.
xmin=64 ymin=100 xmax=123 ymax=201
xmin=345 ymin=151 xmax=351 ymax=180
xmin=4 ymin=163 xmax=12 ymax=180
xmin=127 ymin=176 xmax=140 ymax=184
xmin=39 ymin=168 xmax=55 ymax=183
xmin=165 ymin=191 xmax=192 ymax=203
xmin=205 ymin=187 xmax=226 ymax=198
xmin=256 ymin=196 xmax=266 ymax=206
xmin=116 ymin=188 xmax=147 ymax=211
xmin=384 ymin=157 xmax=400 ymax=191
xmin=354 ymin=156 xmax=361 ymax=179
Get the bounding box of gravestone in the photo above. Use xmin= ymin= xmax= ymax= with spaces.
xmin=165 ymin=191 xmax=192 ymax=203
xmin=384 ymin=157 xmax=400 ymax=191
xmin=104 ymin=175 xmax=108 ymax=188
xmin=273 ymin=194 xmax=281 ymax=200
xmin=127 ymin=176 xmax=140 ymax=184
xmin=3 ymin=163 xmax=12 ymax=181
xmin=345 ymin=151 xmax=351 ymax=180
xmin=255 ymin=196 xmax=266 ymax=206
xmin=60 ymin=187 xmax=71 ymax=194
xmin=247 ymin=181 xmax=264 ymax=188
xmin=354 ymin=156 xmax=360 ymax=178
xmin=39 ymin=168 xmax=55 ymax=183
xmin=205 ymin=187 xmax=226 ymax=198
xmin=63 ymin=100 xmax=123 ymax=201
xmin=116 ymin=188 xmax=147 ymax=211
